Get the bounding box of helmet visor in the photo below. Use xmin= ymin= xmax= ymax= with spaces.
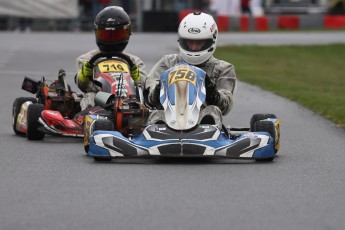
xmin=96 ymin=28 xmax=130 ymax=43
xmin=179 ymin=38 xmax=214 ymax=52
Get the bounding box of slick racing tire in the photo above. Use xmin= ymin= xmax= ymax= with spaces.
xmin=255 ymin=120 xmax=276 ymax=142
xmin=94 ymin=157 xmax=112 ymax=162
xmin=254 ymin=120 xmax=276 ymax=162
xmin=250 ymin=113 xmax=277 ymax=131
xmin=84 ymin=119 xmax=114 ymax=154
xmin=93 ymin=119 xmax=114 ymax=132
xmin=27 ymin=104 xmax=45 ymax=140
xmin=93 ymin=120 xmax=114 ymax=162
xmin=12 ymin=97 xmax=37 ymax=136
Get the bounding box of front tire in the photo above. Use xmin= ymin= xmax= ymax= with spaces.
xmin=27 ymin=104 xmax=45 ymax=140
xmin=254 ymin=120 xmax=276 ymax=141
xmin=94 ymin=157 xmax=112 ymax=162
xmin=93 ymin=119 xmax=114 ymax=132
xmin=12 ymin=97 xmax=37 ymax=136
xmin=84 ymin=119 xmax=114 ymax=153
xmin=250 ymin=113 xmax=277 ymax=131
xmin=254 ymin=120 xmax=276 ymax=162
xmin=256 ymin=157 xmax=274 ymax=162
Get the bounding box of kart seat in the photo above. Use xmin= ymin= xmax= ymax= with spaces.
xmin=199 ymin=114 xmax=222 ymax=129
xmin=199 ymin=115 xmax=216 ymax=125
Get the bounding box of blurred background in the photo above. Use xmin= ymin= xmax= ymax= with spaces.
xmin=0 ymin=0 xmax=344 ymax=32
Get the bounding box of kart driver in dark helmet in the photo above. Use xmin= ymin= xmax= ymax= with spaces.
xmin=76 ymin=6 xmax=147 ymax=110
xmin=144 ymin=12 xmax=237 ymax=128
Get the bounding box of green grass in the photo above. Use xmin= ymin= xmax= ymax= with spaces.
xmin=215 ymin=44 xmax=345 ymax=128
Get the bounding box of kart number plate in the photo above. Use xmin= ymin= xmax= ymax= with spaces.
xmin=168 ymin=67 xmax=196 ymax=86
xmin=98 ymin=60 xmax=129 ymax=73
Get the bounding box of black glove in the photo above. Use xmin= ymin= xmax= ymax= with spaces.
xmin=150 ymin=82 xmax=161 ymax=106
xmin=205 ymin=74 xmax=220 ymax=105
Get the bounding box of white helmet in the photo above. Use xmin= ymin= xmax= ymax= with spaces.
xmin=178 ymin=12 xmax=218 ymax=65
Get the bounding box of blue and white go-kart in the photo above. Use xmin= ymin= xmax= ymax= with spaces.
xmin=86 ymin=63 xmax=280 ymax=162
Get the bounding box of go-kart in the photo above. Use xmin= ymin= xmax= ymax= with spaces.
xmin=12 ymin=52 xmax=144 ymax=141
xmin=86 ymin=63 xmax=281 ymax=162
xmin=12 ymin=69 xmax=83 ymax=140
xmin=82 ymin=52 xmax=149 ymax=152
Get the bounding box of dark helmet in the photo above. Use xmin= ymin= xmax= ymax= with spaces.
xmin=94 ymin=6 xmax=131 ymax=52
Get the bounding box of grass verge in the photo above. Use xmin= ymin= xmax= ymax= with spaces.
xmin=215 ymin=44 xmax=345 ymax=128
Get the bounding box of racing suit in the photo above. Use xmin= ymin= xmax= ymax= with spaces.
xmin=76 ymin=49 xmax=147 ymax=110
xmin=145 ymin=54 xmax=237 ymax=128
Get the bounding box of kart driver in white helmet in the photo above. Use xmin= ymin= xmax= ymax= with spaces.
xmin=145 ymin=12 xmax=237 ymax=128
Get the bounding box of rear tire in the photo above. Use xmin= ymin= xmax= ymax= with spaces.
xmin=12 ymin=97 xmax=37 ymax=136
xmin=250 ymin=113 xmax=276 ymax=131
xmin=27 ymin=104 xmax=45 ymax=140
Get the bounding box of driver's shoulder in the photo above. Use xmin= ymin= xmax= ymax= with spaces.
xmin=77 ymin=49 xmax=100 ymax=62
xmin=163 ymin=53 xmax=179 ymax=61
xmin=162 ymin=54 xmax=182 ymax=66
xmin=122 ymin=51 xmax=144 ymax=63
xmin=207 ymin=56 xmax=233 ymax=69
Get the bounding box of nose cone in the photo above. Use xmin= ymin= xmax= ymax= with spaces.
xmin=175 ymin=81 xmax=188 ymax=129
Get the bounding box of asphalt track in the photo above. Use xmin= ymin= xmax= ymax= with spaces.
xmin=1 ymin=31 xmax=345 ymax=230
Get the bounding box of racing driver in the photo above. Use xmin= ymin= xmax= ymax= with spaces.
xmin=76 ymin=6 xmax=147 ymax=110
xmin=145 ymin=12 xmax=237 ymax=128
xmin=41 ymin=6 xmax=147 ymax=133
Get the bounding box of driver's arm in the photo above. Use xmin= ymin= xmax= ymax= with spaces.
xmin=75 ymin=50 xmax=99 ymax=93
xmin=125 ymin=52 xmax=147 ymax=86
xmin=207 ymin=60 xmax=237 ymax=116
xmin=145 ymin=56 xmax=169 ymax=106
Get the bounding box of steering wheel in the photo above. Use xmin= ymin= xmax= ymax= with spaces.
xmin=74 ymin=52 xmax=135 ymax=87
xmin=88 ymin=52 xmax=135 ymax=69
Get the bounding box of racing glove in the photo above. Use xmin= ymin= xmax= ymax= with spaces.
xmin=130 ymin=64 xmax=140 ymax=85
xmin=77 ymin=61 xmax=93 ymax=83
xmin=205 ymin=74 xmax=220 ymax=105
xmin=149 ymin=82 xmax=161 ymax=106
